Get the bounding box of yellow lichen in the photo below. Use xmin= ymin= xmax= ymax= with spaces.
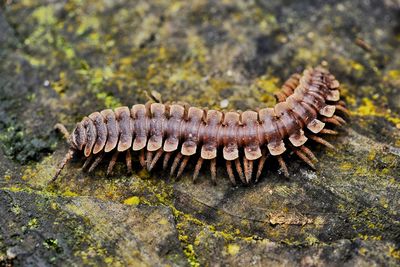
xmin=63 ymin=189 xmax=79 ymax=197
xmin=389 ymin=245 xmax=400 ymax=259
xmin=358 ymin=234 xmax=382 ymax=241
xmin=359 ymin=247 xmax=367 ymax=256
xmin=7 ymin=186 xmax=23 ymax=192
xmin=305 ymin=235 xmax=319 ymax=246
xmin=178 ymin=235 xmax=189 ymax=242
xmin=340 ymin=162 xmax=353 ymax=171
xmin=51 ymin=202 xmax=59 ymax=210
xmin=313 ymin=216 xmax=325 ymax=228
xmin=379 ymin=197 xmax=389 ymax=209
xmin=368 ymin=150 xmax=377 ymax=161
xmin=355 ymin=166 xmax=369 ymax=176
xmin=226 ymin=244 xmax=240 ymax=256
xmin=356 ymin=98 xmax=377 ymax=116
xmin=123 ymin=196 xmax=140 ymax=206
xmin=353 ymin=97 xmax=400 ymax=128
xmin=158 ymin=218 xmax=169 ymax=225
xmin=383 ymin=69 xmax=400 ymax=87
xmin=183 ymin=244 xmax=199 ymax=267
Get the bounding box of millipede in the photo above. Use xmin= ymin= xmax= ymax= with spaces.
xmin=52 ymin=66 xmax=348 ymax=185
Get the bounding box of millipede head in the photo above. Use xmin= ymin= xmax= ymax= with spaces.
xmin=70 ymin=122 xmax=86 ymax=150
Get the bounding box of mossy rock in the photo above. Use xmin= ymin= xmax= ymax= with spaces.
xmin=1 ymin=0 xmax=400 ymax=266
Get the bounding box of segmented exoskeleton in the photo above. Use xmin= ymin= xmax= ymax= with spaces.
xmin=52 ymin=66 xmax=348 ymax=185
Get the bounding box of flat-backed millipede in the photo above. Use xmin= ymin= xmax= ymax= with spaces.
xmin=52 ymin=66 xmax=348 ymax=185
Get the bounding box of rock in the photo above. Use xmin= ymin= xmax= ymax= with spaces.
xmin=0 ymin=189 xmax=187 ymax=266
xmin=1 ymin=0 xmax=400 ymax=266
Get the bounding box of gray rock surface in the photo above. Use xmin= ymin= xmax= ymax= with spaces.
xmin=1 ymin=0 xmax=399 ymax=266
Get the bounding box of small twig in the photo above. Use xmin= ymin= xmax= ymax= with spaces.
xmin=355 ymin=38 xmax=372 ymax=52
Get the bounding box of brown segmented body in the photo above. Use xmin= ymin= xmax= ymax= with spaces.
xmin=53 ymin=66 xmax=348 ymax=185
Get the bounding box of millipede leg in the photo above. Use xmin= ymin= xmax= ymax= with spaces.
xmin=308 ymin=135 xmax=335 ymax=150
xmin=225 ymin=160 xmax=236 ymax=186
xmin=51 ymin=149 xmax=75 ymax=182
xmin=243 ymin=158 xmax=253 ymax=183
xmin=88 ymin=154 xmax=104 ymax=173
xmin=126 ymin=150 xmax=132 ymax=174
xmin=320 ymin=129 xmax=338 ymax=135
xmin=146 ymin=151 xmax=154 ymax=171
xmin=300 ymin=145 xmax=318 ymax=162
xmin=243 ymin=158 xmax=249 ymax=184
xmin=210 ymin=158 xmax=217 ymax=185
xmin=321 ymin=117 xmax=342 ymax=126
xmin=149 ymin=149 xmax=163 ymax=171
xmin=256 ymin=154 xmax=268 ymax=182
xmin=281 ymin=87 xmax=294 ymax=97
xmin=177 ymin=156 xmax=190 ymax=178
xmin=139 ymin=150 xmax=146 ymax=168
xmin=275 ymin=73 xmax=300 ymax=102
xmin=193 ymin=157 xmax=204 ymax=182
xmin=82 ymin=155 xmax=93 ymax=171
xmin=163 ymin=152 xmax=172 ymax=170
xmin=333 ymin=115 xmax=346 ymax=124
xmin=277 ymin=156 xmax=289 ymax=177
xmin=107 ymin=151 xmax=119 ymax=176
xmin=234 ymin=158 xmax=246 ymax=184
xmin=293 ymin=149 xmax=316 ymax=170
xmin=274 ymin=92 xmax=287 ymax=103
xmin=335 ymin=104 xmax=350 ymax=115
xmin=170 ymin=153 xmax=183 ymax=176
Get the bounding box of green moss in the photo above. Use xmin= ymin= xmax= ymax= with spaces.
xmin=43 ymin=238 xmax=60 ymax=251
xmin=0 ymin=124 xmax=57 ymax=164
xmin=51 ymin=72 xmax=68 ymax=95
xmin=335 ymin=57 xmax=367 ymax=78
xmin=31 ymin=5 xmax=56 ymax=25
xmin=28 ymin=218 xmax=39 ymax=229
xmin=95 ymin=92 xmax=122 ymax=109
xmin=11 ymin=204 xmax=21 ymax=215
xmin=294 ymin=47 xmax=321 ymax=65
xmin=305 ymin=235 xmax=319 ymax=246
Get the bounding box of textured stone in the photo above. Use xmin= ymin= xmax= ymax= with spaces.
xmin=1 ymin=0 xmax=400 ymax=266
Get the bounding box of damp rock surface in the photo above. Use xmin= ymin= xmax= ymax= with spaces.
xmin=1 ymin=0 xmax=400 ymax=266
